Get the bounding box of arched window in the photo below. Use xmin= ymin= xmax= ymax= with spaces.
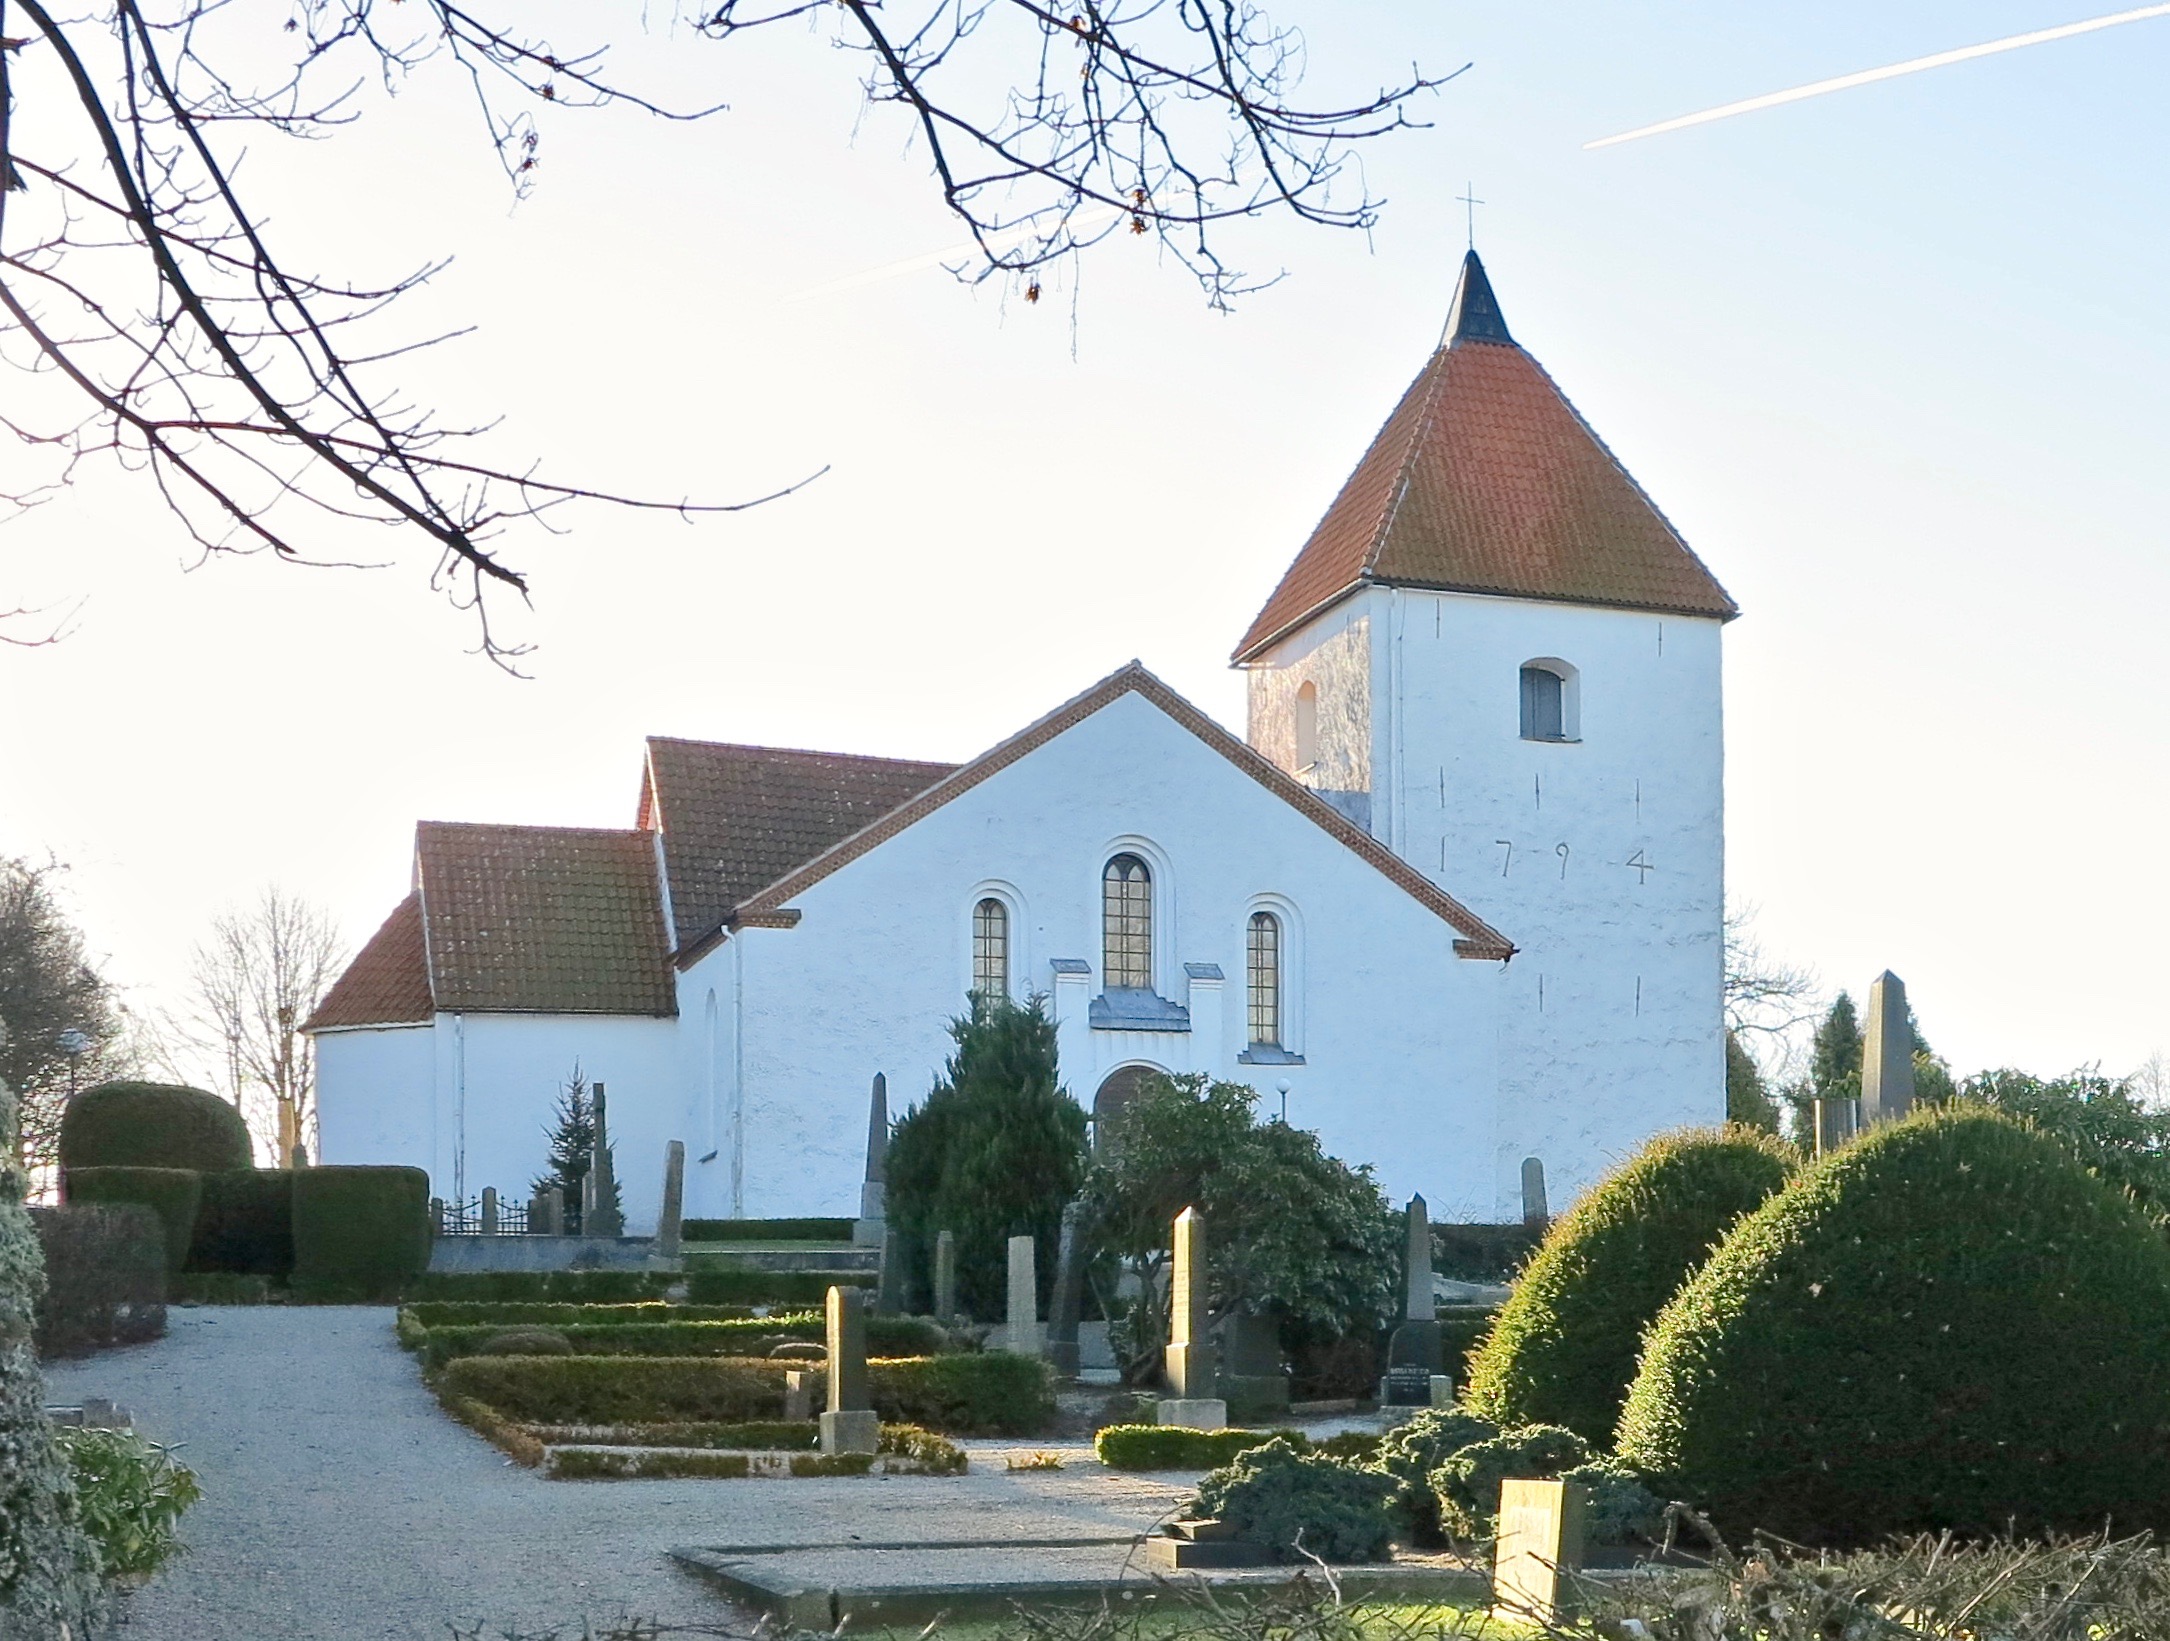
xmin=1246 ymin=911 xmax=1282 ymax=1048
xmin=971 ymin=898 xmax=1009 ymax=1001
xmin=1102 ymin=854 xmax=1153 ymax=990
xmin=1293 ymin=681 xmax=1319 ymax=771
xmin=1520 ymin=664 xmax=1568 ymax=741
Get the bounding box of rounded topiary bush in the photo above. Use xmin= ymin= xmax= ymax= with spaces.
xmin=1616 ymin=1106 xmax=2170 ymax=1545
xmin=1194 ymin=1438 xmax=1398 ymax=1563
xmin=1464 ymin=1125 xmax=1795 ymax=1445
xmin=59 ymin=1081 xmax=251 ymax=1174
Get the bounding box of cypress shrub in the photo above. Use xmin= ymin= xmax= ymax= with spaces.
xmin=58 ymin=1081 xmax=251 ymax=1174
xmin=291 ymin=1166 xmax=429 ymax=1299
xmin=28 ymin=1205 xmax=166 ymax=1357
xmin=187 ymin=1169 xmax=296 ymax=1276
xmin=1616 ymin=1106 xmax=2170 ymax=1544
xmin=64 ymin=1168 xmax=203 ymax=1274
xmin=1464 ymin=1125 xmax=1795 ymax=1445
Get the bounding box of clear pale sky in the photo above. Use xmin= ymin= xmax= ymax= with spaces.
xmin=3 ymin=1 xmax=2164 ymax=1083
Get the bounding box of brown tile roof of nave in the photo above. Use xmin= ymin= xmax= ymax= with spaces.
xmin=302 ymin=891 xmax=433 ymax=1031
xmin=415 ymin=821 xmax=677 ymax=1015
xmin=641 ymin=737 xmax=957 ymax=951
xmin=1233 ymin=251 xmax=1737 ymax=663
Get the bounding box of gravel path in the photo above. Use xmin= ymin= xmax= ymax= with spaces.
xmin=42 ymin=1307 xmax=1192 ymax=1641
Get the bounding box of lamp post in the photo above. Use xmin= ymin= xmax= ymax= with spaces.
xmin=55 ymin=1029 xmax=92 ymax=1100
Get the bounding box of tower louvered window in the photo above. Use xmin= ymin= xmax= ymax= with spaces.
xmin=972 ymin=898 xmax=1009 ymax=1001
xmin=1521 ymin=665 xmax=1566 ymax=741
xmin=1102 ymin=855 xmax=1152 ymax=990
xmin=1247 ymin=911 xmax=1282 ymax=1048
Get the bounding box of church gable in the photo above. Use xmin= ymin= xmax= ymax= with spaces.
xmin=303 ymin=892 xmax=432 ymax=1031
xmin=1234 ymin=251 xmax=1737 ymax=663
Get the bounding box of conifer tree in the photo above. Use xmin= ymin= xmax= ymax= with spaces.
xmin=1811 ymin=992 xmax=1864 ymax=1101
xmin=532 ymin=1063 xmax=615 ymax=1235
xmin=1725 ymin=1030 xmax=1780 ymax=1133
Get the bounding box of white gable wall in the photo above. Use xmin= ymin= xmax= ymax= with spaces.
xmin=683 ymin=688 xmax=1503 ymax=1221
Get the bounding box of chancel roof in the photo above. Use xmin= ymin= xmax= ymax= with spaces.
xmin=302 ymin=892 xmax=432 ymax=1031
xmin=1233 ymin=251 xmax=1737 ymax=663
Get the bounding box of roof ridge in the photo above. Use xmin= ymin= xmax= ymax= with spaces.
xmin=645 ymin=734 xmax=958 ymax=770
xmin=416 ymin=819 xmax=654 ymax=842
xmin=1369 ymin=342 xmax=1455 ymax=580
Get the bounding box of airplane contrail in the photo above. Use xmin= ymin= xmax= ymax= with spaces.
xmin=1587 ymin=4 xmax=2170 ymax=149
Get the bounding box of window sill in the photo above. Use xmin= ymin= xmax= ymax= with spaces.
xmin=1089 ymin=989 xmax=1192 ymax=1033
xmin=1237 ymin=1046 xmax=1306 ymax=1066
xmin=1520 ymin=735 xmax=1581 ymax=745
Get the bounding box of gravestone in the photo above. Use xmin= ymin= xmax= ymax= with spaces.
xmin=933 ymin=1230 xmax=957 ymax=1321
xmin=429 ymin=1197 xmax=445 ymax=1236
xmin=1384 ymin=1194 xmax=1444 ymax=1405
xmin=1046 ymin=1200 xmax=1085 ymax=1379
xmin=480 ymin=1187 xmax=499 ymax=1236
xmin=585 ymin=1083 xmax=623 ymax=1238
xmin=875 ymin=1226 xmax=903 ymax=1316
xmin=1860 ymin=970 xmax=1915 ymax=1128
xmin=531 ymin=1186 xmax=563 ymax=1237
xmin=819 ymin=1284 xmax=879 ymax=1455
xmin=656 ymin=1141 xmax=686 ymax=1262
xmin=1813 ymin=1097 xmax=1858 ymax=1159
xmin=783 ymin=1369 xmax=817 ymax=1422
xmin=853 ymin=1073 xmax=889 ymax=1247
xmin=1521 ymin=1158 xmax=1549 ymax=1229
xmin=1157 ymin=1206 xmax=1226 ymax=1429
xmin=1491 ymin=1477 xmax=1588 ymax=1626
xmin=1005 ymin=1234 xmax=1038 ymax=1355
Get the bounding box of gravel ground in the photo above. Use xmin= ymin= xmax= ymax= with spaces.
xmin=42 ymin=1307 xmax=1193 ymax=1641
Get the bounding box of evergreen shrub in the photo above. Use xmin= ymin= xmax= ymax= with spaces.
xmin=867 ymin=1350 xmax=1055 ymax=1436
xmin=1094 ymin=1425 xmax=1298 ymax=1471
xmin=407 ymin=1270 xmax=671 ymax=1303
xmin=401 ymin=1301 xmax=753 ymax=1329
xmin=1193 ymin=1438 xmax=1397 ymax=1562
xmin=682 ymin=1267 xmax=873 ymax=1306
xmin=1464 ymin=1125 xmax=1795 ymax=1445
xmin=1560 ymin=1458 xmax=1664 ymax=1547
xmin=59 ymin=1081 xmax=251 ymax=1173
xmin=1616 ymin=1106 xmax=2170 ymax=1544
xmin=64 ymin=1167 xmax=202 ymax=1274
xmin=440 ymin=1355 xmax=789 ymax=1424
xmin=1370 ymin=1405 xmax=1498 ymax=1544
xmin=1430 ymin=1423 xmax=1591 ymax=1540
xmin=1432 ymin=1222 xmax=1541 ymax=1282
xmin=417 ymin=1314 xmax=944 ymax=1370
xmin=27 ymin=1205 xmax=166 ymax=1356
xmin=681 ymin=1218 xmax=853 ymax=1242
xmin=186 ymin=1169 xmax=295 ymax=1277
xmin=1435 ymin=1307 xmax=1498 ymax=1381
xmin=291 ymin=1166 xmax=429 ymax=1298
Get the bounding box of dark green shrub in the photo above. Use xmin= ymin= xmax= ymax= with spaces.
xmin=169 ymin=1272 xmax=276 ymax=1305
xmin=1314 ymin=1431 xmax=1381 ymax=1464
xmin=681 ymin=1219 xmax=853 ymax=1242
xmin=64 ymin=1168 xmax=202 ymax=1274
xmin=1560 ymin=1458 xmax=1663 ymax=1547
xmin=1436 ymin=1307 xmax=1498 ymax=1381
xmin=1193 ymin=1438 xmax=1397 ymax=1562
xmin=186 ymin=1170 xmax=295 ymax=1277
xmin=867 ymin=1351 xmax=1056 ymax=1436
xmin=440 ymin=1356 xmax=789 ymax=1424
xmin=1432 ymin=1222 xmax=1541 ymax=1282
xmin=407 ymin=1270 xmax=671 ymax=1303
xmin=1464 ymin=1126 xmax=1795 ymax=1446
xmin=290 ymin=1166 xmax=429 ymax=1299
xmin=682 ymin=1267 xmax=873 ymax=1306
xmin=880 ymin=1423 xmax=968 ymax=1474
xmin=1094 ymin=1425 xmax=1303 ymax=1471
xmin=1370 ymin=1405 xmax=1498 ymax=1544
xmin=28 ymin=1205 xmax=166 ymax=1357
xmin=59 ymin=1081 xmax=251 ymax=1174
xmin=54 ymin=1427 xmax=202 ymax=1580
xmin=1617 ymin=1106 xmax=2170 ymax=1544
xmin=479 ymin=1328 xmax=571 ymax=1356
xmin=1431 ymin=1423 xmax=1590 ymax=1540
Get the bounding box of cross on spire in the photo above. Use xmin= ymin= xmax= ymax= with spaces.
xmin=1457 ymin=183 xmax=1485 ymax=250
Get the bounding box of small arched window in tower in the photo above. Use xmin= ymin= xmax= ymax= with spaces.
xmin=1246 ymin=911 xmax=1282 ymax=1049
xmin=1102 ymin=855 xmax=1153 ymax=990
xmin=1293 ymin=681 xmax=1319 ymax=772
xmin=1520 ymin=662 xmax=1577 ymax=742
xmin=971 ymin=898 xmax=1009 ymax=1002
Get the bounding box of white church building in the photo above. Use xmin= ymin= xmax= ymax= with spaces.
xmin=306 ymin=252 xmax=1738 ymax=1232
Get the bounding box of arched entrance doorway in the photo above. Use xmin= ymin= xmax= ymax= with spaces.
xmin=1092 ymin=1064 xmax=1162 ymax=1142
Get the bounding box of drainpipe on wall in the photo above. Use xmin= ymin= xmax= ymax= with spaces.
xmin=452 ymin=1011 xmax=467 ymax=1205
xmin=730 ymin=937 xmax=746 ymax=1218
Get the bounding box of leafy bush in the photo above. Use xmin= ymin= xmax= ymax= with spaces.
xmin=880 ymin=1423 xmax=968 ymax=1474
xmin=1095 ymin=1425 xmax=1300 ymax=1471
xmin=59 ymin=1081 xmax=251 ymax=1173
xmin=1431 ymin=1424 xmax=1591 ymax=1540
xmin=682 ymin=1267 xmax=874 ymax=1306
xmin=186 ymin=1169 xmax=295 ymax=1277
xmin=64 ymin=1168 xmax=203 ymax=1274
xmin=416 ymin=1314 xmax=943 ymax=1370
xmin=402 ymin=1302 xmax=753 ymax=1329
xmin=407 ymin=1270 xmax=671 ymax=1303
xmin=1370 ymin=1405 xmax=1498 ymax=1544
xmin=1617 ymin=1105 xmax=2170 ymax=1544
xmin=440 ymin=1356 xmax=789 ymax=1424
xmin=479 ymin=1328 xmax=572 ymax=1356
xmin=1463 ymin=1126 xmax=1795 ymax=1445
xmin=1193 ymin=1438 xmax=1397 ymax=1562
xmin=28 ymin=1205 xmax=166 ymax=1357
xmin=682 ymin=1218 xmax=853 ymax=1242
xmin=1560 ymin=1457 xmax=1663 ymax=1547
xmin=54 ymin=1427 xmax=201 ymax=1580
xmin=1432 ymin=1223 xmax=1541 ymax=1283
xmin=867 ymin=1350 xmax=1056 ymax=1436
xmin=291 ymin=1166 xmax=429 ymax=1299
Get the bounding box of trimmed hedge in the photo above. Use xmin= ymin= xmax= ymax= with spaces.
xmin=868 ymin=1351 xmax=1056 ymax=1436
xmin=65 ymin=1168 xmax=202 ymax=1274
xmin=535 ymin=1420 xmax=818 ymax=1449
xmin=682 ymin=1218 xmax=853 ymax=1242
xmin=416 ymin=1314 xmax=946 ymax=1370
xmin=1464 ymin=1125 xmax=1795 ymax=1446
xmin=187 ymin=1169 xmax=296 ymax=1277
xmin=406 ymin=1270 xmax=672 ymax=1303
xmin=28 ymin=1204 xmax=167 ymax=1357
xmin=1616 ymin=1106 xmax=2170 ymax=1544
xmin=401 ymin=1302 xmax=754 ymax=1330
xmin=1095 ymin=1425 xmax=1298 ymax=1471
xmin=683 ymin=1268 xmax=874 ymax=1306
xmin=58 ymin=1081 xmax=251 ymax=1173
xmin=291 ymin=1166 xmax=429 ymax=1299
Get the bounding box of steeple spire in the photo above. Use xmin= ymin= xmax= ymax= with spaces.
xmin=1443 ymin=249 xmax=1513 ymax=346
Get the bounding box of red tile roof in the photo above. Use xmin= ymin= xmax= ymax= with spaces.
xmin=303 ymin=892 xmax=432 ymax=1031
xmin=642 ymin=738 xmax=956 ymax=951
xmin=1233 ymin=251 xmax=1737 ymax=663
xmin=415 ymin=822 xmax=677 ymax=1016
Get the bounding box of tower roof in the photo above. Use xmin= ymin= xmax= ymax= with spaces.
xmin=1233 ymin=251 xmax=1737 ymax=663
